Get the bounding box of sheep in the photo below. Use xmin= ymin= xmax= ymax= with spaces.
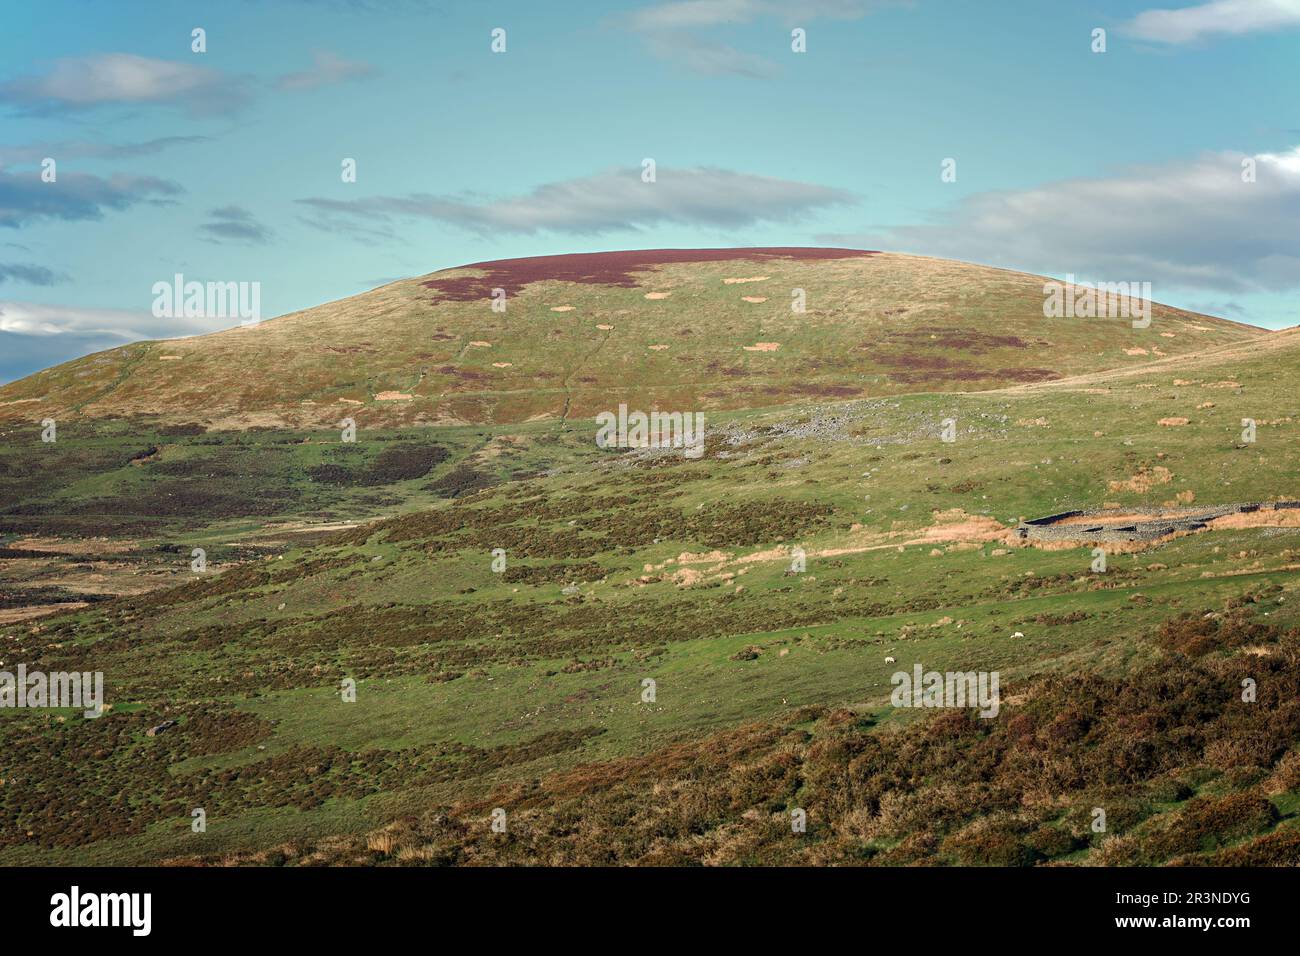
xmin=1012 ymin=631 xmax=1025 ymax=639
xmin=884 ymin=656 xmax=896 ymax=664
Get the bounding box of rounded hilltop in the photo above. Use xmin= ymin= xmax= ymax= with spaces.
xmin=0 ymin=248 xmax=1265 ymax=429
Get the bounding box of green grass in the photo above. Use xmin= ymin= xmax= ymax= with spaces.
xmin=0 ymin=304 xmax=1296 ymax=865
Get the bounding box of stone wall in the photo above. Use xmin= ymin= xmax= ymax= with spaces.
xmin=1016 ymin=501 xmax=1300 ymax=543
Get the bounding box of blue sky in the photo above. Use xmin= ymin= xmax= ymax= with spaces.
xmin=2 ymin=0 xmax=1298 ymax=382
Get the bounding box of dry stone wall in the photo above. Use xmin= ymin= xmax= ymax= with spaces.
xmin=1017 ymin=501 xmax=1300 ymax=543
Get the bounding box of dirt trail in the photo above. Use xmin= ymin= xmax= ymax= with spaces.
xmin=644 ymin=510 xmax=1015 ymax=587
xmin=999 ymin=327 xmax=1297 ymax=394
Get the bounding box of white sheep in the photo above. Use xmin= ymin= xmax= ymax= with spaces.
xmin=884 ymin=656 xmax=896 ymax=664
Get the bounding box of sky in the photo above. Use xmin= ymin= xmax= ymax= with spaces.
xmin=1 ymin=0 xmax=1298 ymax=382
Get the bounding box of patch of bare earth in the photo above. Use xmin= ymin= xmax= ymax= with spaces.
xmin=0 ymin=603 xmax=90 ymax=625
xmin=1108 ymin=465 xmax=1173 ymax=494
xmin=905 ymin=510 xmax=1012 ymax=546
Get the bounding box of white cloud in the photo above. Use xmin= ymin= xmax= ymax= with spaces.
xmin=630 ymin=0 xmax=876 ymax=29
xmin=0 ymin=54 xmax=251 ymax=115
xmin=1123 ymin=0 xmax=1300 ymax=44
xmin=822 ymin=147 xmax=1300 ymax=293
xmin=0 ymin=301 xmax=219 ymax=339
xmin=276 ymin=51 xmax=376 ymax=91
xmin=0 ymin=51 xmax=373 ymax=118
xmin=298 ymin=166 xmax=853 ymax=236
xmin=621 ymin=0 xmax=881 ymax=76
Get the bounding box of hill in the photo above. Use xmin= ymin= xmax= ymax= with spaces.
xmin=2 ymin=282 xmax=1297 ymax=865
xmin=0 ymin=249 xmax=1264 ymax=428
xmin=1 ymin=249 xmax=1296 ymax=867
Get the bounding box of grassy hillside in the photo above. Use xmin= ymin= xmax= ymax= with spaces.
xmin=0 ymin=249 xmax=1262 ymax=429
xmin=2 ymin=314 xmax=1296 ymax=866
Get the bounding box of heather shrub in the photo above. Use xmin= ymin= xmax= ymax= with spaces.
xmin=941 ymin=814 xmax=1041 ymax=867
xmin=1264 ymin=749 xmax=1300 ymax=796
xmin=1147 ymin=792 xmax=1279 ymax=860
xmin=1023 ymin=825 xmax=1081 ymax=859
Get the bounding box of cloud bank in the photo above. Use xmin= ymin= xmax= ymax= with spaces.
xmin=1123 ymin=0 xmax=1300 ymax=44
xmin=822 ymin=147 xmax=1300 ymax=294
xmin=0 ymin=300 xmax=219 ymax=339
xmin=0 ymin=301 xmax=227 ymax=384
xmin=199 ymin=205 xmax=273 ymax=244
xmin=0 ymin=263 xmax=64 ymax=286
xmin=0 ymin=50 xmax=372 ymax=118
xmin=0 ymin=168 xmax=183 ymax=229
xmin=0 ymin=53 xmax=252 ymax=116
xmin=298 ymin=166 xmax=853 ymax=236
